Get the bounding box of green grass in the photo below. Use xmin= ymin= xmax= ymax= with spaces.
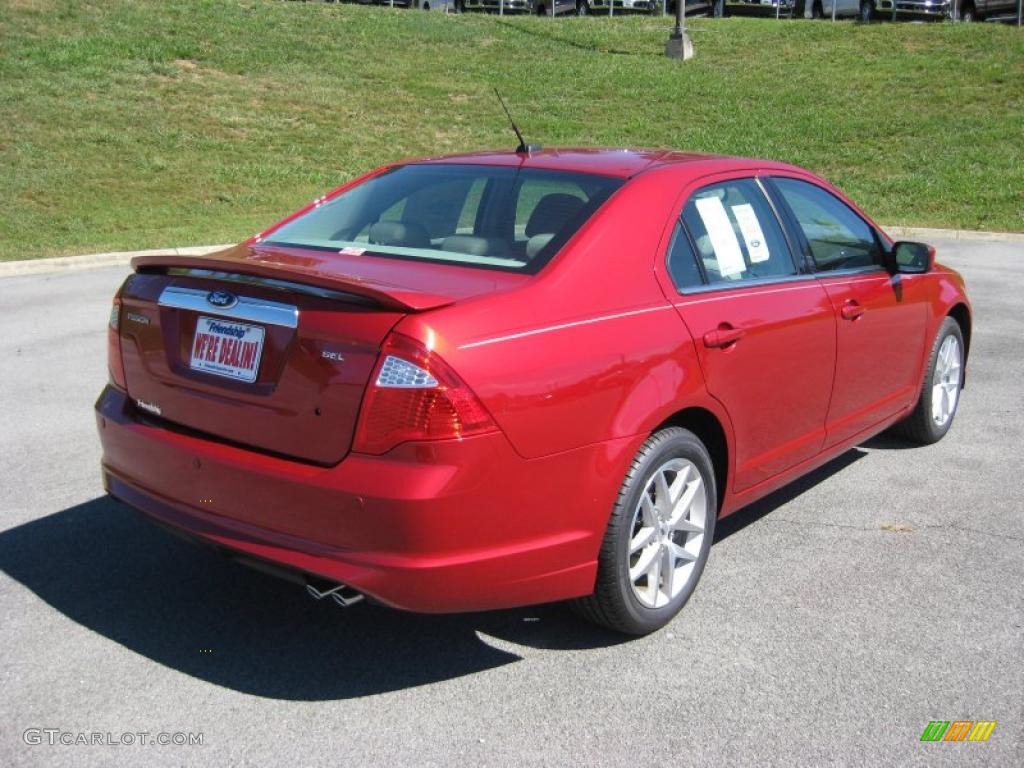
xmin=1 ymin=1 xmax=1022 ymax=260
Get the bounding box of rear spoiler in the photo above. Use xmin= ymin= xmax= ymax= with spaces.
xmin=131 ymin=250 xmax=456 ymax=312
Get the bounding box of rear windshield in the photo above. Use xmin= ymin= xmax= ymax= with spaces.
xmin=264 ymin=164 xmax=624 ymax=273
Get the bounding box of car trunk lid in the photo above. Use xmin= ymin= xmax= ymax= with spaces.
xmin=117 ymin=244 xmax=524 ymax=465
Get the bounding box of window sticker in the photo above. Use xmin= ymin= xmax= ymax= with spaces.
xmin=694 ymin=196 xmax=745 ymax=277
xmin=731 ymin=203 xmax=770 ymax=264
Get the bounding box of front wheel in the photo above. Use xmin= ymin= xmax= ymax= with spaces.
xmin=576 ymin=0 xmax=589 ymax=13
xmin=891 ymin=317 xmax=965 ymax=445
xmin=713 ymin=0 xmax=727 ymax=17
xmin=859 ymin=0 xmax=874 ymax=21
xmin=571 ymin=427 xmax=717 ymax=635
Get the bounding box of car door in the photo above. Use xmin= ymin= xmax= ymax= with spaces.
xmin=767 ymin=175 xmax=929 ymax=448
xmin=665 ymin=176 xmax=837 ymax=493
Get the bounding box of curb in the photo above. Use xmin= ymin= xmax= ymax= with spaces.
xmin=882 ymin=226 xmax=1024 ymax=244
xmin=1 ymin=225 xmax=1021 ymax=279
xmin=0 ymin=245 xmax=233 ymax=278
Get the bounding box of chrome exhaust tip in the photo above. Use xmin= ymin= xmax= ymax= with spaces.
xmin=330 ymin=589 xmax=365 ymax=608
xmin=305 ymin=578 xmax=365 ymax=607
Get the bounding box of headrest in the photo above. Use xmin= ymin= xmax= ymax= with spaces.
xmin=441 ymin=235 xmax=507 ymax=258
xmin=368 ymin=220 xmax=431 ymax=248
xmin=524 ymin=193 xmax=585 ymax=238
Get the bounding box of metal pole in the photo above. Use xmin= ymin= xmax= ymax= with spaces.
xmin=665 ymin=0 xmax=692 ymax=58
xmin=610 ymin=0 xmax=614 ymax=17
xmin=1017 ymin=0 xmax=1022 ymax=26
xmin=499 ymin=0 xmax=503 ymax=15
xmin=952 ymin=0 xmax=957 ymax=21
xmin=831 ymin=0 xmax=837 ymax=20
xmin=891 ymin=0 xmax=896 ymax=21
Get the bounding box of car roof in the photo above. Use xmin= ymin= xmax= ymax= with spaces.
xmin=410 ymin=147 xmax=805 ymax=179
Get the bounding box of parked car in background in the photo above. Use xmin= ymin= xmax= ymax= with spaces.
xmin=579 ymin=0 xmax=712 ymax=13
xmin=859 ymin=0 xmax=1015 ymax=20
xmin=724 ymin=0 xmax=799 ymax=17
xmin=96 ymin=147 xmax=971 ymax=636
xmin=459 ymin=0 xmax=577 ymax=13
xmin=726 ymin=0 xmax=868 ymax=18
xmin=361 ymin=0 xmax=453 ymax=9
xmin=859 ymin=0 xmax=948 ymax=19
xmin=796 ymin=0 xmax=861 ymax=17
xmin=577 ymin=0 xmax=660 ymax=13
xmin=659 ymin=0 xmax=718 ymax=16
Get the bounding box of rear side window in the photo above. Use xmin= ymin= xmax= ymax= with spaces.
xmin=666 ymin=226 xmax=703 ymax=290
xmin=667 ymin=178 xmax=795 ymax=290
xmin=771 ymin=177 xmax=882 ymax=272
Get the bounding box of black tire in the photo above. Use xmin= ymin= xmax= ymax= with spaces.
xmin=571 ymin=428 xmax=717 ymax=636
xmin=960 ymin=2 xmax=976 ymax=21
xmin=713 ymin=0 xmax=727 ymax=17
xmin=890 ymin=317 xmax=965 ymax=445
xmin=859 ymin=0 xmax=874 ymax=21
xmin=576 ymin=0 xmax=589 ymax=13
xmin=811 ymin=0 xmax=823 ymax=17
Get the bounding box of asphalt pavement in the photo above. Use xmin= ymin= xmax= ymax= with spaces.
xmin=1 ymin=238 xmax=1021 ymax=767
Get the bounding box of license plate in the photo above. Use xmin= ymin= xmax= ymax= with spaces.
xmin=190 ymin=316 xmax=265 ymax=383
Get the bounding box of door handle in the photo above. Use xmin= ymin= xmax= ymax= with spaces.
xmin=703 ymin=325 xmax=745 ymax=349
xmin=841 ymin=300 xmax=865 ymax=321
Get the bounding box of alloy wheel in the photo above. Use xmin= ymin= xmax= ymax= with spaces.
xmin=931 ymin=335 xmax=962 ymax=427
xmin=627 ymin=459 xmax=706 ymax=609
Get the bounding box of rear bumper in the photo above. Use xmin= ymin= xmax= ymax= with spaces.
xmin=96 ymin=385 xmax=638 ymax=612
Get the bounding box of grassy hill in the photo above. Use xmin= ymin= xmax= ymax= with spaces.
xmin=1 ymin=0 xmax=1021 ymax=260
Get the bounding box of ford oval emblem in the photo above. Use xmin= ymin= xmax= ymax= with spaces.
xmin=207 ymin=290 xmax=237 ymax=309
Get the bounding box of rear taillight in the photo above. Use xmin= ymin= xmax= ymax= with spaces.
xmin=352 ymin=333 xmax=498 ymax=454
xmin=107 ymin=297 xmax=127 ymax=390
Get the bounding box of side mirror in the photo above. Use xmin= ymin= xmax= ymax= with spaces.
xmin=886 ymin=241 xmax=935 ymax=275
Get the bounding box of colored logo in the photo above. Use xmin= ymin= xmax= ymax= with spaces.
xmin=920 ymin=721 xmax=997 ymax=742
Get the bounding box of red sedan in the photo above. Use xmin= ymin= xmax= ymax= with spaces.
xmin=96 ymin=148 xmax=971 ymax=635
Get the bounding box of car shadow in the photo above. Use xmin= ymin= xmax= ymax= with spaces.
xmin=714 ymin=448 xmax=868 ymax=542
xmin=1 ymin=446 xmax=875 ymax=701
xmin=0 ymin=496 xmax=628 ymax=701
xmin=858 ymin=432 xmax=923 ymax=451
